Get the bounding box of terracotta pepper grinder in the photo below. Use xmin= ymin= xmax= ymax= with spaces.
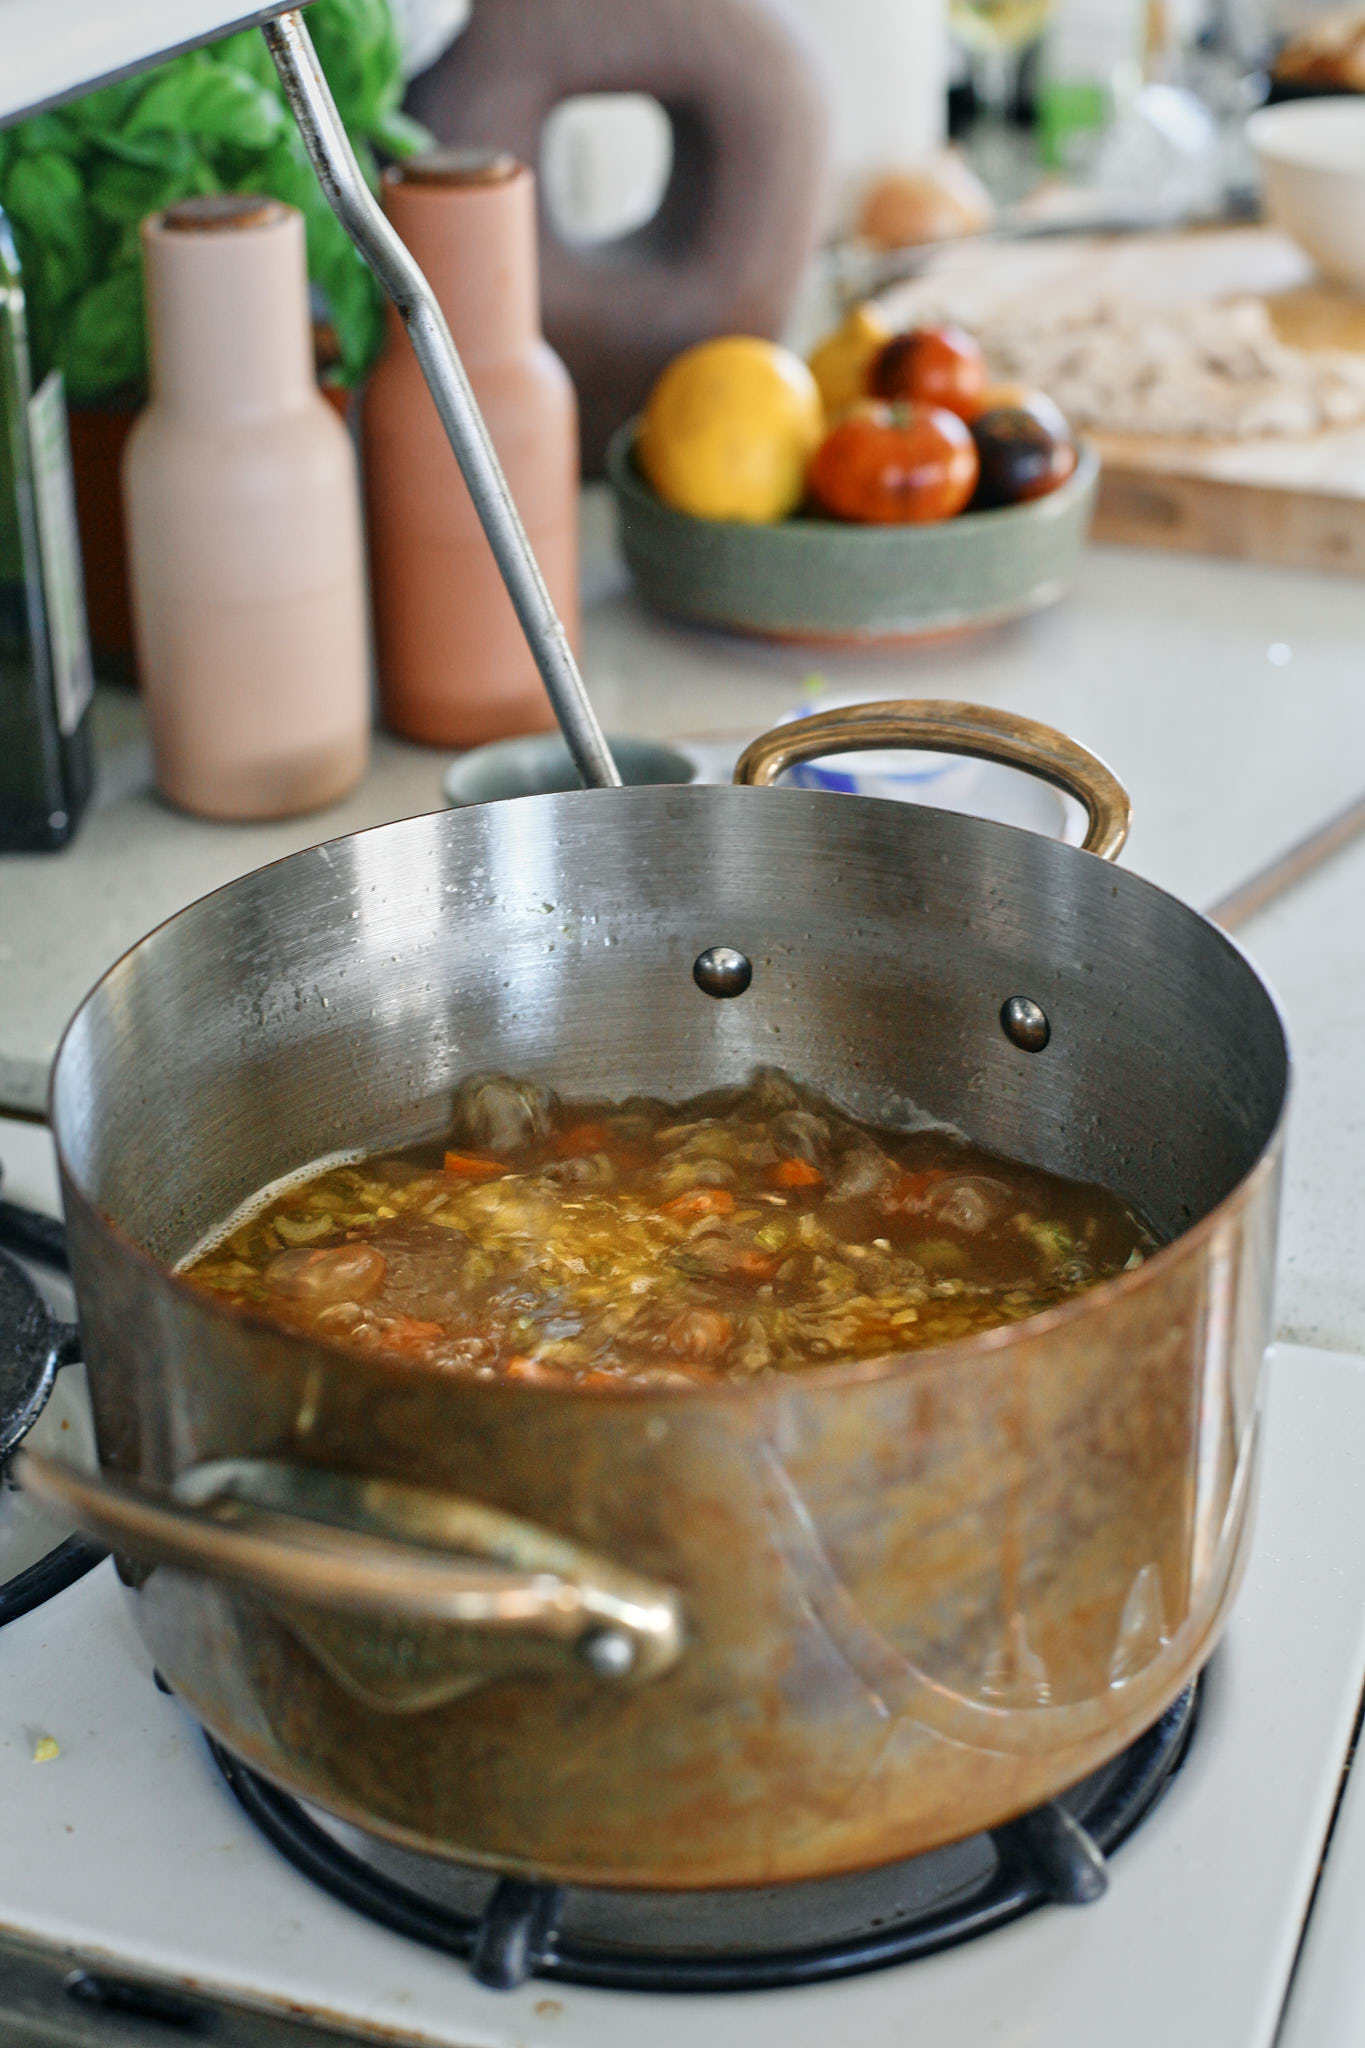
xmin=363 ymin=150 xmax=579 ymax=748
xmin=123 ymin=195 xmax=369 ymax=820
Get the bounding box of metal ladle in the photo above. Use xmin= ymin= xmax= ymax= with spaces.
xmin=261 ymin=10 xmax=620 ymax=795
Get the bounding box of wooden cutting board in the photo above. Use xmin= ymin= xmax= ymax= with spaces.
xmin=1094 ymin=245 xmax=1365 ymax=574
xmin=885 ymin=226 xmax=1365 ymax=575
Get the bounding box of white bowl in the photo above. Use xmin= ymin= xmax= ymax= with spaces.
xmin=1247 ymin=98 xmax=1365 ymax=293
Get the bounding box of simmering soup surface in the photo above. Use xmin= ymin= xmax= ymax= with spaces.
xmin=186 ymin=1070 xmax=1157 ymax=1385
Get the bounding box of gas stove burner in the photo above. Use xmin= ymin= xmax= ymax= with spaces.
xmin=0 ymin=1191 xmax=69 ymax=1273
xmin=0 ymin=1247 xmax=74 ymax=1461
xmin=0 ymin=1197 xmax=106 ymax=1626
xmin=0 ymin=1529 xmax=106 ymax=1628
xmin=210 ymin=1680 xmax=1198 ymax=1994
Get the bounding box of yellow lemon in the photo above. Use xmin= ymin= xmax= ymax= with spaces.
xmin=637 ymin=336 xmax=824 ymax=524
xmin=807 ymin=303 xmax=892 ymax=419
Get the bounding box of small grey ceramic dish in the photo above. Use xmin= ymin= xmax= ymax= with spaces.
xmin=606 ymin=422 xmax=1099 ymax=645
xmin=442 ymin=732 xmax=695 ymax=807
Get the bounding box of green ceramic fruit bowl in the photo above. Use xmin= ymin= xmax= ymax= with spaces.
xmin=605 ymin=422 xmax=1098 ymax=645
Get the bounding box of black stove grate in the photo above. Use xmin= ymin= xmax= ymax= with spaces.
xmin=0 ymin=1186 xmax=107 ymax=1626
xmin=0 ymin=1531 xmax=106 ymax=1627
xmin=208 ymin=1679 xmax=1199 ymax=1994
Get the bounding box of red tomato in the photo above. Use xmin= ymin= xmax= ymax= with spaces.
xmin=869 ymin=324 xmax=988 ymax=421
xmin=807 ymin=402 xmax=979 ymax=524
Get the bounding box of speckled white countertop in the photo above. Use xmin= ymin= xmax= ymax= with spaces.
xmin=1239 ymin=835 xmax=1365 ymax=1358
xmin=1 ymin=489 xmax=1361 ymax=1345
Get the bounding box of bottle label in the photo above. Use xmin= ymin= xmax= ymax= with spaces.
xmin=27 ymin=371 xmax=93 ymax=738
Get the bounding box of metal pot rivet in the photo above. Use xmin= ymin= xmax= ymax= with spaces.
xmin=1001 ymin=995 xmax=1051 ymax=1052
xmin=693 ymin=946 xmax=752 ymax=998
xmin=578 ymin=1627 xmax=636 ymax=1678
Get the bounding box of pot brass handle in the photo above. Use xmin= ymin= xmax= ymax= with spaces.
xmin=16 ymin=1450 xmax=683 ymax=1686
xmin=734 ymin=700 xmax=1131 ymax=862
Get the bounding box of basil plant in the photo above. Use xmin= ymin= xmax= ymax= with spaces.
xmin=0 ymin=0 xmax=431 ymax=402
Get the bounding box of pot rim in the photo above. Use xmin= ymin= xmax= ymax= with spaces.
xmin=50 ymin=783 xmax=1292 ymax=1407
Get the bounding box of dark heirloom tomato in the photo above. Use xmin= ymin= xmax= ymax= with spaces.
xmin=869 ymin=323 xmax=988 ymax=421
xmin=807 ymin=401 xmax=979 ymax=524
xmin=971 ymin=401 xmax=1078 ymax=508
xmin=977 ymin=384 xmax=1072 ymax=439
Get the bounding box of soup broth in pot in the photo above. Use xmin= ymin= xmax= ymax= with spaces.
xmin=186 ymin=1070 xmax=1157 ymax=1386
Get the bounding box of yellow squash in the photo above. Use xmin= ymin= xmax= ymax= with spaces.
xmin=807 ymin=302 xmax=893 ymax=419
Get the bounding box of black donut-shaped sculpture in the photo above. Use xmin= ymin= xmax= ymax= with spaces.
xmin=405 ymin=0 xmax=831 ymax=473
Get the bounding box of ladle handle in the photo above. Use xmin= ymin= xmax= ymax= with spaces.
xmin=16 ymin=1450 xmax=682 ymax=1693
xmin=262 ymin=11 xmax=620 ymax=794
xmin=734 ymin=701 xmax=1131 ymax=861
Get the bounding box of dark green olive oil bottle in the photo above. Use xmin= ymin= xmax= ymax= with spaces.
xmin=0 ymin=205 xmax=93 ymax=852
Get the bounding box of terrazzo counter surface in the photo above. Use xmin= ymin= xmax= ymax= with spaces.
xmin=1234 ymin=832 xmax=1365 ymax=1358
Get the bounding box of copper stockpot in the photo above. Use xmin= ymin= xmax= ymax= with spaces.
xmin=22 ymin=704 xmax=1287 ymax=1890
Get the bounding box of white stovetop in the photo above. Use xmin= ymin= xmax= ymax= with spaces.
xmin=1 ymin=1341 xmax=1362 ymax=2048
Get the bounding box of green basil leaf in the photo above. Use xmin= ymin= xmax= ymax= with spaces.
xmin=115 ymin=52 xmax=201 ymax=134
xmin=309 ymin=0 xmax=405 ymax=131
xmin=2 ymin=153 xmax=97 ymax=310
xmin=271 ymin=134 xmax=384 ymax=383
xmin=97 ymin=126 xmax=204 ymax=171
xmin=88 ymin=142 xmax=217 ymax=227
xmin=210 ymin=29 xmax=281 ymax=90
xmin=3 ymin=150 xmax=86 ymax=250
xmin=247 ymin=132 xmax=319 ymax=215
xmin=126 ymin=54 xmax=286 ymax=152
xmin=372 ymin=109 xmax=435 ymax=159
xmin=8 ymin=110 xmax=82 ymax=157
xmin=59 ymin=264 xmax=147 ymax=403
xmin=315 ymin=244 xmax=385 ymax=383
xmin=65 ymin=76 xmax=146 ymax=138
xmin=195 ymin=66 xmax=287 ymax=152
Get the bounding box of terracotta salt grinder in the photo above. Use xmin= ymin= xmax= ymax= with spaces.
xmin=123 ymin=195 xmax=369 ymax=820
xmin=363 ymin=151 xmax=579 ymax=748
